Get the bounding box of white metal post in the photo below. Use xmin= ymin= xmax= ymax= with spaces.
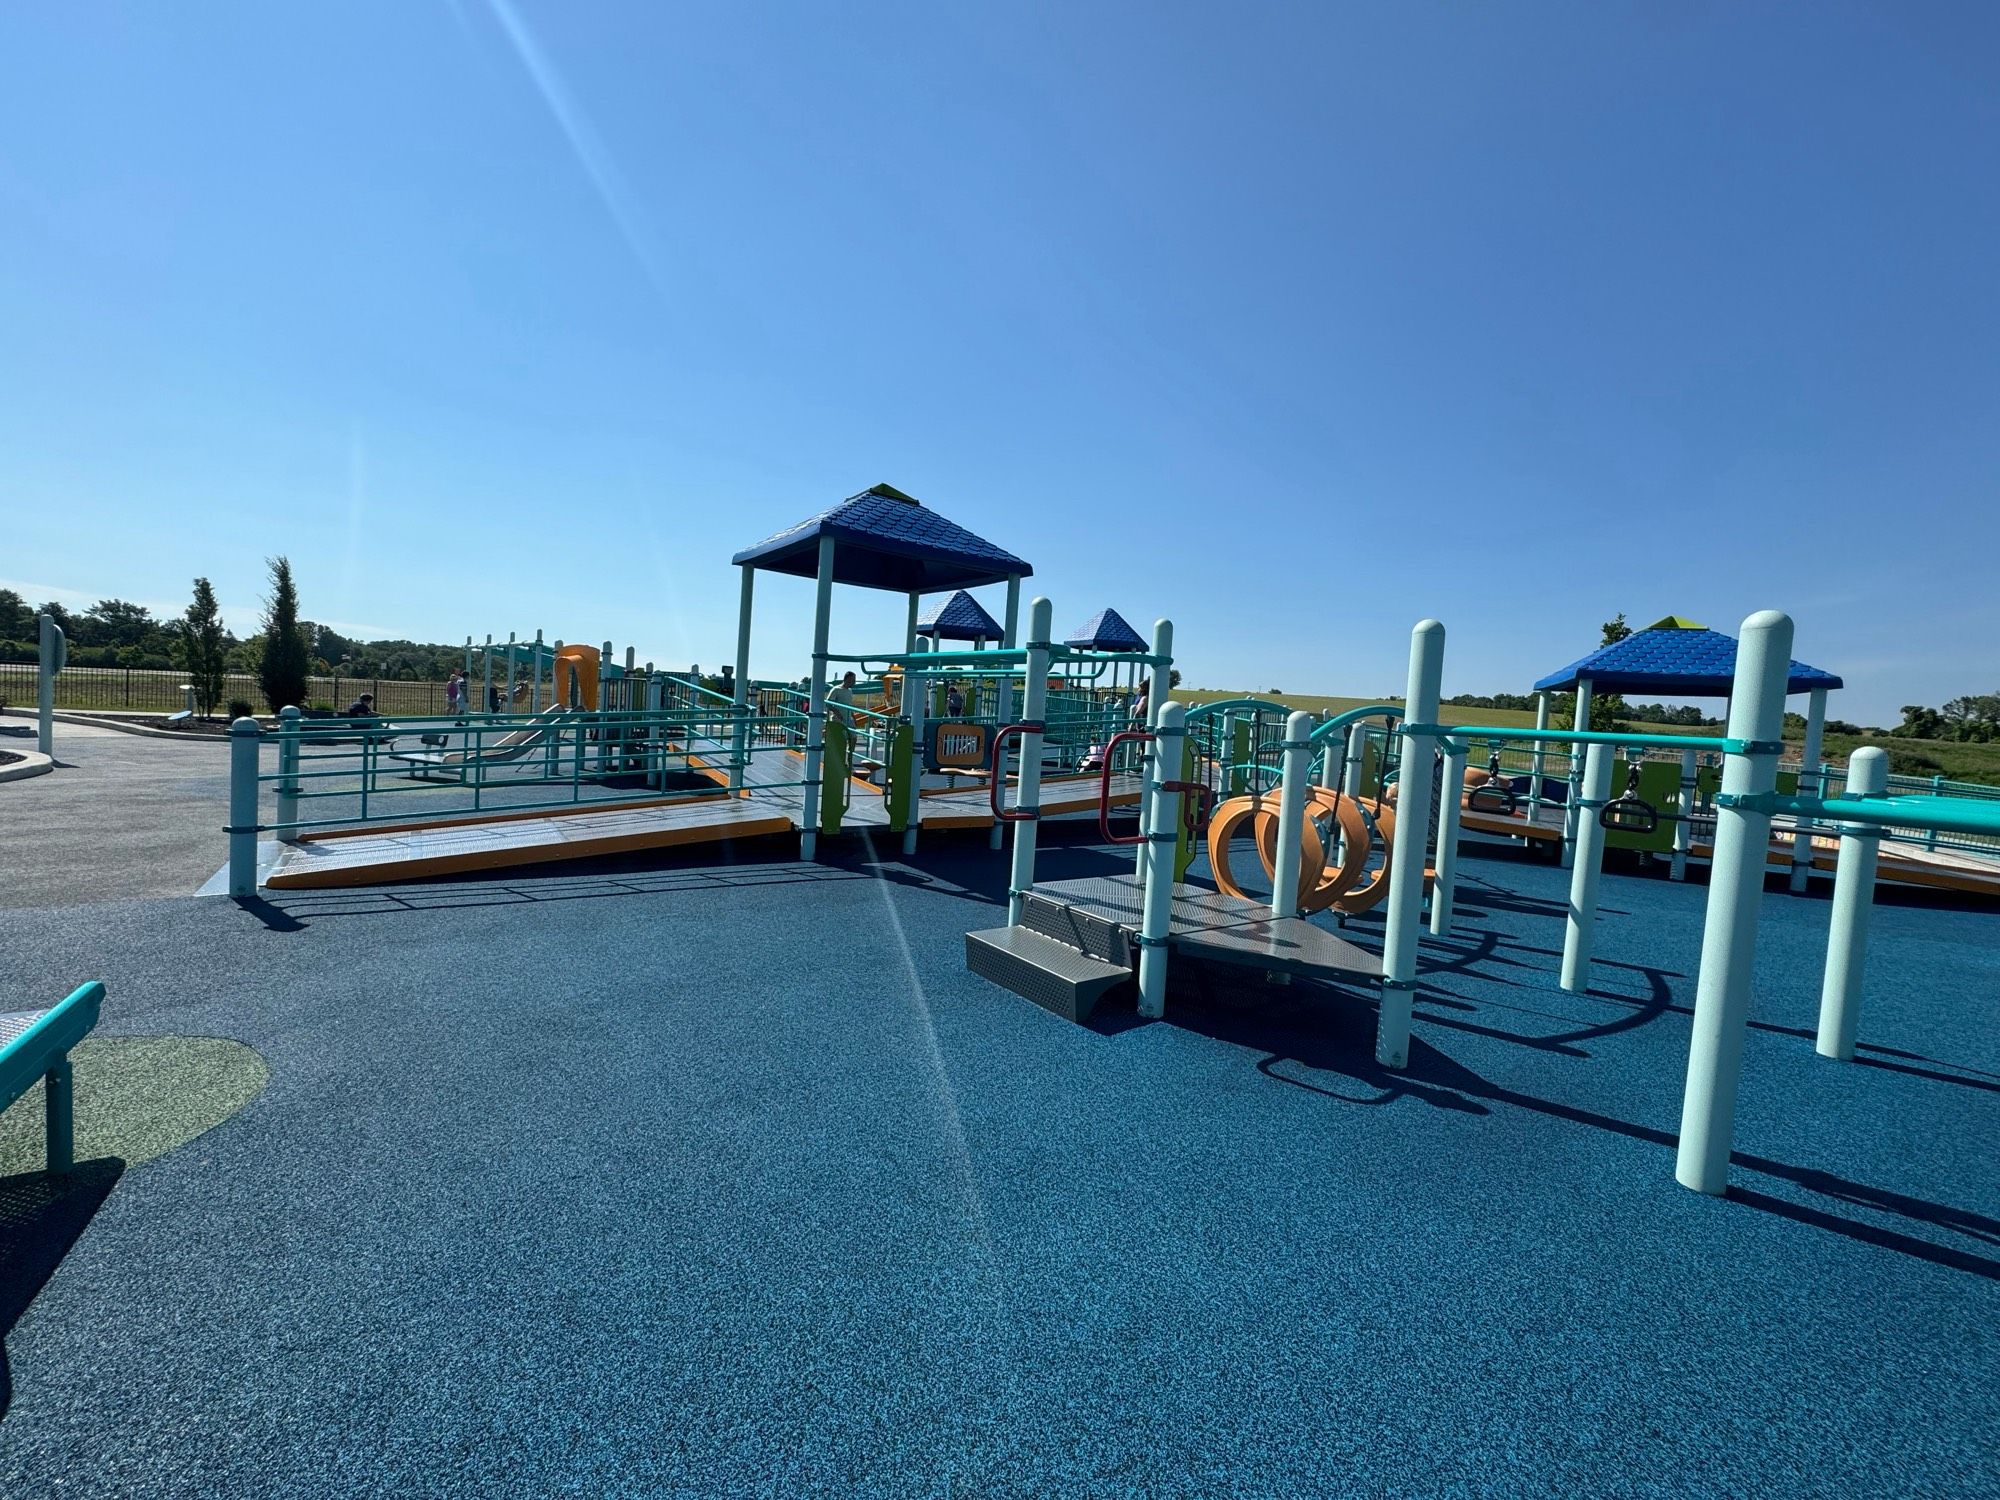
xmin=1675 ymin=610 xmax=1793 ymax=1195
xmin=1430 ymin=742 xmax=1469 ymax=936
xmin=731 ymin=564 xmax=754 ymax=794
xmin=1528 ymin=691 xmax=1549 ymax=828
xmin=1005 ymin=599 xmax=1054 ymax=925
xmin=1563 ymin=680 xmax=1593 ymax=868
xmin=275 ymin=705 xmax=302 ymax=845
xmin=1137 ymin=700 xmax=1188 ymax=1018
xmin=532 ymin=629 xmax=545 ymax=712
xmin=1789 ymin=684 xmax=1827 ymax=893
xmin=1560 ymin=741 xmax=1616 ymax=991
xmin=505 ymin=632 xmax=517 ymax=711
xmin=1672 ymin=747 xmax=1697 ymax=881
xmin=1816 ymin=746 xmax=1887 ymax=1061
xmin=799 ymin=537 xmax=836 ymax=860
xmin=1270 ymin=711 xmax=1314 ymax=916
xmin=227 ymin=716 xmax=263 ymax=897
xmin=1378 ymin=620 xmax=1444 ymax=1070
xmin=481 ymin=634 xmax=494 ymax=717
xmin=990 ymin=576 xmax=1022 ymax=850
xmin=1133 ymin=619 xmax=1173 ymax=882
xmin=36 ymin=612 xmax=61 ymax=755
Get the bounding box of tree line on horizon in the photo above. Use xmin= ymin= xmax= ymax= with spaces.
xmin=1 ymin=569 xmax=483 ymax=717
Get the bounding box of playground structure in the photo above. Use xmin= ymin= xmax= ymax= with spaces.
xmin=958 ymin=604 xmax=1999 ymax=1203
xmin=221 ymin=486 xmax=1161 ymax=891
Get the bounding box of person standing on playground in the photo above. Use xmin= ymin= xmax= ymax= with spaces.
xmin=825 ymin=670 xmax=858 ymax=730
xmin=445 ymin=669 xmax=465 ymax=716
xmin=945 ymin=681 xmax=965 ymax=718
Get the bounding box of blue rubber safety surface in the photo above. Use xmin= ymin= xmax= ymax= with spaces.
xmin=0 ymin=834 xmax=1995 ymax=1497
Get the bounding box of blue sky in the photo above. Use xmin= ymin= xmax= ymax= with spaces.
xmin=2 ymin=2 xmax=1994 ymax=723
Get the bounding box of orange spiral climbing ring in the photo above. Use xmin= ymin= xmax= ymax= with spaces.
xmin=1207 ymin=786 xmax=1400 ymax=916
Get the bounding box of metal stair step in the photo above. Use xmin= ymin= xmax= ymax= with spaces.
xmin=965 ymin=926 xmax=1133 ymax=1025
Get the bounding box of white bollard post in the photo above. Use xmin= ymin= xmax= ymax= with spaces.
xmin=1378 ymin=621 xmax=1444 ymax=1070
xmin=275 ymin=705 xmax=302 ymax=845
xmin=1005 ymin=599 xmax=1054 ymax=925
xmin=1562 ymin=680 xmax=1593 ymax=868
xmin=1676 ymin=610 xmax=1793 ymax=1195
xmin=1271 ymin=711 xmax=1314 ymax=917
xmin=37 ymin=612 xmax=63 ymax=756
xmin=1671 ymin=747 xmax=1697 ymax=881
xmin=1430 ymin=742 xmax=1469 ymax=937
xmin=1137 ymin=701 xmax=1188 ymax=1018
xmin=228 ymin=716 xmax=264 ymax=897
xmin=1560 ymin=741 xmax=1616 ymax=991
xmin=1816 ymin=746 xmax=1887 ymax=1061
xmin=1133 ymin=620 xmax=1173 ymax=882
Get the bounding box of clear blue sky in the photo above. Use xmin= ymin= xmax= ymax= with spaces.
xmin=3 ymin=2 xmax=1995 ymax=723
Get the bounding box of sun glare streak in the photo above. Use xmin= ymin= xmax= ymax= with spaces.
xmin=858 ymin=831 xmax=997 ymax=1249
xmin=482 ymin=0 xmax=670 ymax=297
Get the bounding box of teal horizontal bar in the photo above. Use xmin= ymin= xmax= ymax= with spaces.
xmin=1404 ymin=723 xmax=1745 ymax=753
xmin=1724 ymin=791 xmax=2000 ymax=839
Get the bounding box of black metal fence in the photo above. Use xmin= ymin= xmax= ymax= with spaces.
xmin=0 ymin=663 xmax=454 ymax=718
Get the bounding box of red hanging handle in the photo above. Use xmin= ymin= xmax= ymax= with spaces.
xmin=990 ymin=722 xmax=1042 ymax=823
xmin=1099 ymin=730 xmax=1155 ymax=844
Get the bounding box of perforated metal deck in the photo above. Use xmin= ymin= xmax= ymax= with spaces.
xmin=1030 ymin=874 xmax=1382 ymax=982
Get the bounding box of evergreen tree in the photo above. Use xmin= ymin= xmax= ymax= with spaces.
xmin=180 ymin=577 xmax=229 ymax=716
xmin=256 ymin=556 xmax=311 ymax=712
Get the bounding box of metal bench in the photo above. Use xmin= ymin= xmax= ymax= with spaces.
xmin=0 ymin=982 xmax=105 ymax=1174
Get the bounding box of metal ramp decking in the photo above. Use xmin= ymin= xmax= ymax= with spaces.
xmin=966 ymin=873 xmax=1382 ymax=1024
xmin=259 ymin=742 xmax=1145 ymax=890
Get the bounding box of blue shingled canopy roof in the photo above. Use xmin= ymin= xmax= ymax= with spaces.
xmin=732 ymin=483 xmax=1033 ymax=593
xmin=916 ymin=590 xmax=1004 ymax=642
xmin=1063 ymin=607 xmax=1147 ymax=652
xmin=1534 ymin=617 xmax=1843 ymax=696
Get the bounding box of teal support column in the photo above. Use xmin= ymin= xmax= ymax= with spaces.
xmin=1562 ymin=680 xmax=1592 ymax=869
xmin=1133 ymin=619 xmax=1174 ymax=883
xmin=731 ymin=564 xmax=754 ymax=794
xmin=799 ymin=538 xmax=836 ymax=861
xmin=903 ymin=639 xmax=930 ymax=857
xmin=1676 ymin=610 xmax=1793 ymax=1195
xmin=1137 ymin=701 xmax=1187 ymax=1018
xmin=1005 ymin=599 xmax=1054 ymax=925
xmin=1378 ymin=620 xmax=1444 ymax=1070
xmin=1430 ymin=743 xmax=1469 ymax=937
xmin=1528 ymin=691 xmax=1549 ymax=828
xmin=990 ymin=575 xmax=1022 ymax=851
xmin=1560 ymin=741 xmax=1616 ymax=991
xmin=1271 ymin=711 xmax=1314 ymax=916
xmin=1816 ymin=746 xmax=1888 ymax=1061
xmin=228 ymin=716 xmax=264 ymax=897
xmin=44 ymin=1058 xmax=74 ymax=1174
xmin=1789 ymin=685 xmax=1828 ymax=893
xmin=1670 ymin=747 xmax=1697 ymax=881
xmin=275 ymin=705 xmax=302 ymax=845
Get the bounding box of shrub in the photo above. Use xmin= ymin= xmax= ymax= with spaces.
xmin=226 ymin=698 xmax=257 ymax=721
